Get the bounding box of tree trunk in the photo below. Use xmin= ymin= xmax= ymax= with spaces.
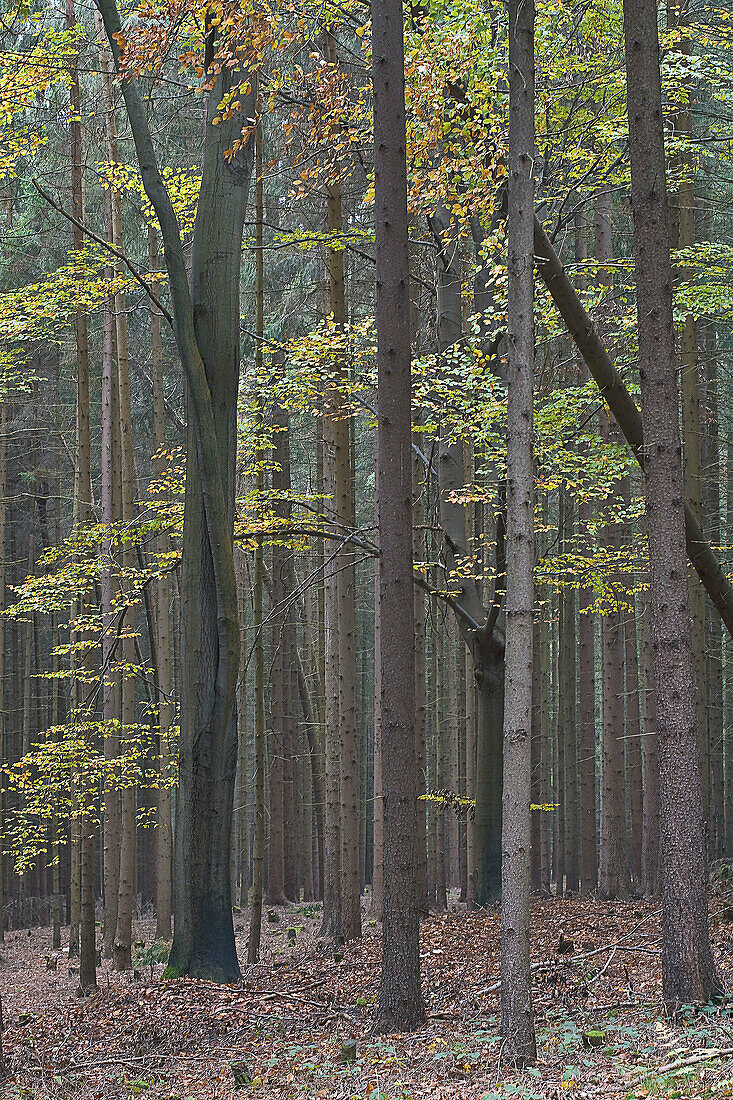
xmin=474 ymin=641 xmax=504 ymax=903
xmin=623 ymin=562 xmax=643 ymax=891
xmin=639 ymin=587 xmax=660 ymax=895
xmin=149 ymin=223 xmax=173 ymax=941
xmin=500 ymin=0 xmax=536 ymax=1056
xmin=0 ymin=403 xmax=6 ymax=944
xmin=372 ymin=0 xmax=425 ymax=1027
xmin=69 ymin=0 xmax=96 ymax=992
xmin=161 ymin=52 xmax=254 ymax=982
xmin=559 ymin=494 xmax=579 ymax=893
xmin=100 ymin=201 xmax=121 ymax=956
xmin=247 ymin=116 xmax=265 ymax=964
xmin=320 ymin=405 xmax=341 ymax=935
xmin=266 ymin=406 xmax=289 ymax=907
xmin=703 ymin=351 xmax=723 ymax=859
xmin=322 ymin=74 xmax=361 ymax=934
xmin=622 ymin=0 xmax=720 ymax=1005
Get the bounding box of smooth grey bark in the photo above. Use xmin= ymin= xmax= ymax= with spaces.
xmin=247 ymin=118 xmax=265 ymax=962
xmin=94 ymin=0 xmax=254 ymax=981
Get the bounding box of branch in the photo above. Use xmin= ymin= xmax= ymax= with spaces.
xmin=32 ymin=179 xmax=173 ymax=326
xmin=534 ymin=214 xmax=733 ymax=638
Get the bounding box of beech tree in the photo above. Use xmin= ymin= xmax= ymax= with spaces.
xmin=93 ymin=0 xmax=255 ymax=981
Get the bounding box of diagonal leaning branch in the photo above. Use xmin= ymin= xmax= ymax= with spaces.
xmin=533 ymin=215 xmax=733 ymax=638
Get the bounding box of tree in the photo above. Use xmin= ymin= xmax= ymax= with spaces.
xmin=372 ymin=0 xmax=425 ymax=1031
xmin=94 ymin=0 xmax=255 ymax=982
xmin=499 ymin=0 xmax=536 ymax=1063
xmin=621 ymin=0 xmax=720 ymax=1006
xmin=247 ymin=110 xmax=266 ymax=964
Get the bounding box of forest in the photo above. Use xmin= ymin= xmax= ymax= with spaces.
xmin=1 ymin=0 xmax=733 ymax=1094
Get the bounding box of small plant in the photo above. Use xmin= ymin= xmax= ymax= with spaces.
xmin=132 ymin=939 xmax=171 ymax=979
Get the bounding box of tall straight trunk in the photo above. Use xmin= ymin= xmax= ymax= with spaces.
xmin=69 ymin=0 xmax=96 ymax=992
xmin=315 ymin=419 xmax=326 ymax=903
xmin=622 ymin=0 xmax=720 ymax=1004
xmin=500 ymin=0 xmax=536 ymax=1058
xmin=266 ymin=408 xmax=288 ymax=907
xmin=559 ymin=495 xmax=579 ymax=893
xmin=372 ymin=0 xmax=425 ymax=1028
xmin=704 ymin=352 xmax=724 ymax=858
xmin=320 ymin=406 xmax=341 ymax=935
xmin=624 ymin=588 xmax=643 ymax=890
xmin=413 ymin=454 xmax=428 ymax=912
xmin=530 ymin=618 xmax=542 ymax=893
xmin=726 ymin=435 xmax=733 ymax=859
xmin=247 ymin=114 xmax=265 ymax=963
xmin=434 ymin=622 xmax=448 ymax=911
xmin=248 ymin=515 xmax=265 ymax=961
xmin=283 ymin=686 xmax=296 ymax=901
xmin=427 ymin=606 xmax=438 ymax=907
xmin=595 ymin=197 xmax=631 ymax=901
xmin=100 ymin=209 xmax=121 ymax=956
xmin=577 ymin=578 xmax=597 ymax=894
xmin=300 ymin=720 xmax=314 ymax=901
xmin=51 ymin=409 xmax=63 ymax=947
xmin=598 ymin=598 xmax=631 ymax=899
xmin=429 ymin=202 xmax=463 ymax=896
xmin=322 ymin=66 xmax=361 ymax=933
xmin=97 ymin=34 xmax=136 ymax=970
xmin=640 ymin=590 xmax=660 ymax=894
xmin=235 ymin=546 xmax=249 ymax=906
xmin=465 ymin=651 xmax=477 ymax=905
xmin=447 ymin=615 xmax=460 ymax=889
xmin=0 ymin=403 xmax=5 ymax=944
xmin=575 ymin=211 xmax=598 ymax=894
xmin=620 ymin=475 xmax=643 ymax=891
xmin=554 ymin=562 xmax=565 ymax=894
xmin=475 ymin=653 xmax=504 ymax=903
xmin=369 ymin=561 xmax=383 ymax=919
xmin=149 ymin=224 xmax=173 ymax=939
xmin=670 ymin=0 xmax=708 ymax=831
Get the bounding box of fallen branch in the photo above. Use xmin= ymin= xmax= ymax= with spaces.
xmin=663 ymin=1046 xmax=733 ymax=1073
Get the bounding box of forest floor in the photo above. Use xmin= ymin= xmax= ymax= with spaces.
xmin=3 ymin=894 xmax=733 ymax=1100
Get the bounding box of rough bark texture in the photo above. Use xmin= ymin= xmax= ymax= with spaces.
xmin=500 ymin=0 xmax=536 ymax=1061
xmin=640 ymin=571 xmax=660 ymax=895
xmin=622 ymin=0 xmax=720 ymax=1006
xmin=597 ymin=439 xmax=631 ymax=901
xmin=372 ymin=0 xmax=425 ymax=1030
xmin=623 ymin=573 xmax=643 ymax=890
